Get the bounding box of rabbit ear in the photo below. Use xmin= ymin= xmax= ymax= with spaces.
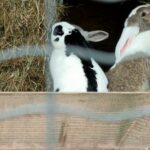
xmin=74 ymin=24 xmax=109 ymax=42
xmin=87 ymin=30 xmax=109 ymax=42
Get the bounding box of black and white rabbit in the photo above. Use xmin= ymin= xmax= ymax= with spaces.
xmin=50 ymin=21 xmax=109 ymax=92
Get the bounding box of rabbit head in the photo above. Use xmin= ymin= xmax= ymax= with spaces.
xmin=51 ymin=21 xmax=76 ymax=49
xmin=51 ymin=21 xmax=109 ymax=50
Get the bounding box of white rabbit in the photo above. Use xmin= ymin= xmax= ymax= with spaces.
xmin=115 ymin=4 xmax=150 ymax=65
xmin=50 ymin=21 xmax=109 ymax=92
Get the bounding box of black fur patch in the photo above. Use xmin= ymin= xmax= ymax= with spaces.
xmin=55 ymin=88 xmax=60 ymax=92
xmin=65 ymin=29 xmax=97 ymax=91
xmin=65 ymin=50 xmax=71 ymax=57
xmin=81 ymin=59 xmax=97 ymax=91
xmin=54 ymin=37 xmax=59 ymax=42
xmin=53 ymin=25 xmax=64 ymax=36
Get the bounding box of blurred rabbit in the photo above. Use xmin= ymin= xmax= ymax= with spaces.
xmin=108 ymin=4 xmax=150 ymax=91
xmin=115 ymin=4 xmax=150 ymax=64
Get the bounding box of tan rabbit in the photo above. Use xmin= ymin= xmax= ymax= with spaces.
xmin=108 ymin=4 xmax=150 ymax=91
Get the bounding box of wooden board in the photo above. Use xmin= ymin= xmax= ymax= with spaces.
xmin=0 ymin=93 xmax=149 ymax=149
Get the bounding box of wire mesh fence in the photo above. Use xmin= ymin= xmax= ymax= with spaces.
xmin=0 ymin=0 xmax=150 ymax=149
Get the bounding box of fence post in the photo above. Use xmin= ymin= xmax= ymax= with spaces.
xmin=44 ymin=0 xmax=58 ymax=91
xmin=44 ymin=1 xmax=63 ymax=149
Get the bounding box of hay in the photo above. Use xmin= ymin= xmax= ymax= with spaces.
xmin=0 ymin=0 xmax=46 ymax=49
xmin=0 ymin=57 xmax=45 ymax=91
xmin=0 ymin=0 xmax=65 ymax=91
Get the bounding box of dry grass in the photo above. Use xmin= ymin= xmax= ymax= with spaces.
xmin=0 ymin=0 xmax=46 ymax=49
xmin=0 ymin=0 xmax=65 ymax=91
xmin=0 ymin=57 xmax=45 ymax=91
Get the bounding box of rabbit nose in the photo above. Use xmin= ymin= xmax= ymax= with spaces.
xmin=53 ymin=25 xmax=64 ymax=36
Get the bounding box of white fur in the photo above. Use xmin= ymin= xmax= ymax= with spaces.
xmin=122 ymin=31 xmax=150 ymax=57
xmin=50 ymin=21 xmax=108 ymax=92
xmin=91 ymin=58 xmax=108 ymax=92
xmin=115 ymin=28 xmax=150 ymax=64
xmin=50 ymin=49 xmax=88 ymax=92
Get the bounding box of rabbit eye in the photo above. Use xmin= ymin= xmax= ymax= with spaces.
xmin=74 ymin=29 xmax=79 ymax=32
xmin=141 ymin=11 xmax=147 ymax=17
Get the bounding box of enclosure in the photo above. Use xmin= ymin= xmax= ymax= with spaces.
xmin=1 ymin=0 xmax=150 ymax=149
